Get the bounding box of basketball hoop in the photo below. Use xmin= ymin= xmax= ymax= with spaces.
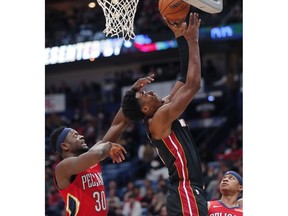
xmin=96 ymin=0 xmax=140 ymax=41
xmin=184 ymin=0 xmax=223 ymax=14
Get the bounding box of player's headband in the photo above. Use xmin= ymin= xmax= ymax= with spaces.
xmin=224 ymin=170 xmax=243 ymax=185
xmin=56 ymin=128 xmax=72 ymax=154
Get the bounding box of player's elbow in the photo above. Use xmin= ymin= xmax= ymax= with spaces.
xmin=192 ymin=76 xmax=201 ymax=92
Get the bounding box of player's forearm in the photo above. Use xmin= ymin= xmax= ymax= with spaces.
xmin=185 ymin=40 xmax=201 ymax=88
xmin=101 ymin=108 xmax=130 ymax=143
xmin=166 ymin=36 xmax=188 ymax=101
xmin=176 ymin=36 xmax=189 ymax=83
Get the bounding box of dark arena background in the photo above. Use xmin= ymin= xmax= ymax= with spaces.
xmin=45 ymin=0 xmax=242 ymax=215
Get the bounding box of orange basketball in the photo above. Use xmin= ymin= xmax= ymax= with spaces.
xmin=158 ymin=0 xmax=190 ymax=22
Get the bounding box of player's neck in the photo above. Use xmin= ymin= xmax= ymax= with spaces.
xmin=220 ymin=195 xmax=239 ymax=208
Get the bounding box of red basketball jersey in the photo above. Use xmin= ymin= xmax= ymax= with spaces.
xmin=209 ymin=200 xmax=243 ymax=216
xmin=55 ymin=164 xmax=108 ymax=216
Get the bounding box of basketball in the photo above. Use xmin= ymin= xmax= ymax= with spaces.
xmin=158 ymin=0 xmax=190 ymax=22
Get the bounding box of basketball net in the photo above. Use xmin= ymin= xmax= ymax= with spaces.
xmin=96 ymin=0 xmax=139 ymax=41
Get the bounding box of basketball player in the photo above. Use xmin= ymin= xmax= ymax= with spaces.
xmin=49 ymin=73 xmax=156 ymax=216
xmin=121 ymin=13 xmax=208 ymax=215
xmin=50 ymin=126 xmax=127 ymax=215
xmin=208 ymin=170 xmax=243 ymax=215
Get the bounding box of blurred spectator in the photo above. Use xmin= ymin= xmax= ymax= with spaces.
xmin=107 ymin=180 xmax=120 ymax=196
xmin=138 ymin=142 xmax=157 ymax=163
xmin=133 ymin=186 xmax=142 ymax=201
xmin=107 ymin=188 xmax=122 ymax=215
xmin=205 ymin=170 xmax=222 ymax=200
xmin=159 ymin=204 xmax=168 ymax=216
xmin=146 ymin=159 xmax=169 ymax=182
xmin=203 ymin=165 xmax=217 ymax=189
xmin=148 ymin=178 xmax=167 ymax=216
xmin=47 ymin=185 xmax=62 ymax=206
xmin=139 ymin=178 xmax=153 ymax=197
xmin=140 ymin=186 xmax=155 ymax=209
xmin=46 ymin=185 xmax=63 ymax=216
xmin=122 ymin=193 xmax=142 ymax=216
xmin=138 ymin=141 xmax=157 ymax=176
xmin=122 ymin=181 xmax=136 ymax=202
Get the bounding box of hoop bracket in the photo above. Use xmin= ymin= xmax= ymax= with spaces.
xmin=184 ymin=0 xmax=223 ymax=14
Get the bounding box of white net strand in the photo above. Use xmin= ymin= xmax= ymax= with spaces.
xmin=96 ymin=0 xmax=139 ymax=41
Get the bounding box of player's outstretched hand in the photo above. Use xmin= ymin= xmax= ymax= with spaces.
xmin=131 ymin=74 xmax=155 ymax=92
xmin=109 ymin=143 xmax=127 ymax=163
xmin=182 ymin=13 xmax=201 ymax=42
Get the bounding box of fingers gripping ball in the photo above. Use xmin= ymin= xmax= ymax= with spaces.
xmin=158 ymin=0 xmax=190 ymax=22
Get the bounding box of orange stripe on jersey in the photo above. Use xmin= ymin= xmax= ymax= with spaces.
xmin=163 ymin=131 xmax=199 ymax=215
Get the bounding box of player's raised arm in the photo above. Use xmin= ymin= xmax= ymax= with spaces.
xmin=161 ymin=16 xmax=189 ymax=104
xmin=159 ymin=13 xmax=201 ymax=122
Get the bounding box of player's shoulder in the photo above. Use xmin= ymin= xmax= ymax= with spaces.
xmin=207 ymin=200 xmax=211 ymax=209
xmin=236 ymin=198 xmax=243 ymax=208
xmin=55 ymin=157 xmax=76 ymax=173
xmin=150 ymin=109 xmax=172 ymax=135
xmin=208 ymin=200 xmax=220 ymax=209
xmin=209 ymin=200 xmax=219 ymax=205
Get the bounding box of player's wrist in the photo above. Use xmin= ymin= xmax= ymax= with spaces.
xmin=176 ymin=36 xmax=187 ymax=46
xmin=174 ymin=31 xmax=183 ymax=38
